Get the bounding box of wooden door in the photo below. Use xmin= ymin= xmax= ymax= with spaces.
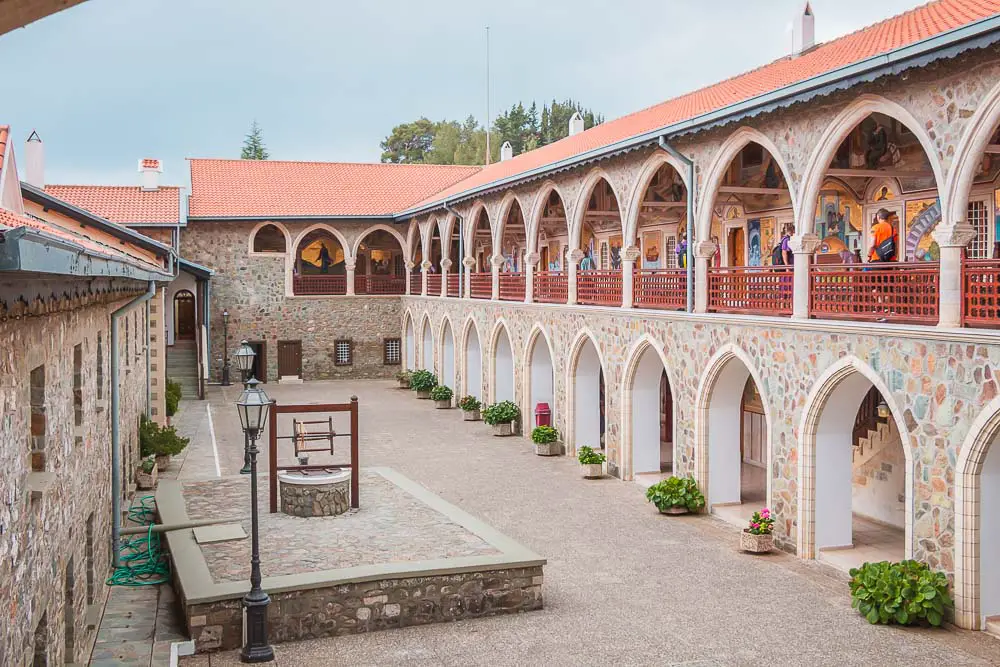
xmin=728 ymin=228 xmax=746 ymax=267
xmin=277 ymin=340 xmax=302 ymax=378
xmin=659 ymin=371 xmax=673 ymax=471
xmin=249 ymin=341 xmax=267 ymax=383
xmin=174 ymin=291 xmax=196 ymax=340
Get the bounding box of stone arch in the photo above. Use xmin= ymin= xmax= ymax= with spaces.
xmin=403 ymin=310 xmax=417 ymax=371
xmin=569 ymin=168 xmax=623 ymax=251
xmin=405 ymin=221 xmax=421 ymax=265
xmin=953 ymin=394 xmax=1000 ymax=630
xmin=796 ymin=94 xmax=947 ymax=234
xmin=565 ymin=328 xmax=608 ymax=456
xmin=350 ymin=223 xmax=407 ymax=259
xmin=947 ymin=77 xmax=1000 ymax=227
xmin=248 ymin=221 xmax=291 ymax=254
xmin=460 ymin=316 xmax=483 ymax=401
xmin=493 ymin=192 xmax=529 ymax=252
xmin=464 ymin=200 xmax=492 ymax=251
xmin=418 ymin=311 xmax=433 ymax=371
xmin=623 ymin=151 xmax=692 ymax=249
xmin=522 ymin=323 xmax=557 ymax=433
xmin=526 ymin=181 xmax=570 ymax=254
xmin=620 ymin=334 xmax=679 ymax=481
xmin=796 ymin=355 xmax=913 ymax=561
xmin=488 ymin=319 xmax=516 ymax=404
xmin=438 ymin=213 xmax=459 ymax=260
xmin=292 ymin=223 xmax=351 ymax=261
xmin=695 ymin=126 xmax=797 ymax=243
xmin=693 ymin=343 xmax=773 ymax=513
xmin=437 ymin=314 xmax=457 ymax=394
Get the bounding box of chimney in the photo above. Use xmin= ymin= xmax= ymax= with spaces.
xmin=792 ymin=2 xmax=815 ymax=56
xmin=24 ymin=130 xmax=44 ymax=188
xmin=138 ymin=158 xmax=162 ymax=191
xmin=568 ymin=111 xmax=585 ymax=136
xmin=500 ymin=141 xmax=513 ymax=162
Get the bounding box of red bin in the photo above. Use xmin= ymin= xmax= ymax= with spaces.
xmin=535 ymin=402 xmax=551 ymax=427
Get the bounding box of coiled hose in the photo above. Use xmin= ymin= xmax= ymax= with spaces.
xmin=105 ymin=495 xmax=171 ymax=586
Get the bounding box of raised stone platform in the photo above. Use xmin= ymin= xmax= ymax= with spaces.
xmin=157 ymin=468 xmax=545 ymax=652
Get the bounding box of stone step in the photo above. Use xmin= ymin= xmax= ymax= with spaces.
xmin=985 ymin=616 xmax=1000 ymax=639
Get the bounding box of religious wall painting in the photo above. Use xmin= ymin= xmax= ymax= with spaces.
xmin=905 ymin=198 xmax=941 ymax=262
xmin=548 ymin=240 xmax=562 ymax=271
xmin=609 ymin=235 xmax=623 ymax=270
xmin=298 ymin=235 xmax=345 ymax=274
xmin=872 ymin=184 xmax=895 ymax=202
xmin=369 ymin=249 xmax=394 ymax=275
xmin=747 ymin=219 xmax=762 ymax=267
xmin=580 ymin=223 xmax=597 ymax=270
xmin=502 ymin=243 xmax=520 ymax=273
xmin=759 ymin=217 xmax=776 ymax=266
xmin=643 ymin=230 xmax=662 ymax=269
xmin=815 ymin=184 xmax=863 ymax=256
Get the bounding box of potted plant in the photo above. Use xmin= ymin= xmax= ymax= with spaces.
xmin=459 ymin=395 xmax=481 ymax=421
xmin=740 ymin=507 xmax=775 ymax=553
xmin=644 ymin=476 xmax=706 ymax=514
xmin=577 ymin=446 xmax=606 ymax=479
xmin=483 ymin=400 xmax=519 ymax=436
xmin=140 ymin=414 xmax=190 ymax=472
xmin=431 ymin=385 xmax=453 ymax=409
xmin=165 ymin=378 xmax=182 ymax=423
xmin=849 ymin=560 xmax=953 ymax=626
xmin=531 ymin=425 xmax=560 ymax=456
xmin=397 ymin=370 xmax=412 ymax=389
xmin=136 ymin=456 xmax=158 ymax=490
xmin=409 ymin=370 xmax=437 ymax=399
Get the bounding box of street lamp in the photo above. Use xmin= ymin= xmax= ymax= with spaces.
xmin=235 ymin=378 xmax=274 ymax=664
xmin=233 ymin=340 xmax=256 ymax=475
xmin=221 ymin=310 xmax=231 ymax=386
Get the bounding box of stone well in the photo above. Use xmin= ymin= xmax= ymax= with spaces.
xmin=278 ymin=468 xmax=351 ymax=517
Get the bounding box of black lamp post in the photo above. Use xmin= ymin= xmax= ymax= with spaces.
xmin=221 ymin=310 xmax=231 ymax=386
xmin=235 ymin=378 xmax=274 ymax=663
xmin=233 ymin=340 xmax=256 ymax=475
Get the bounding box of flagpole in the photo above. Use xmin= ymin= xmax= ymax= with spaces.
xmin=485 ymin=25 xmax=491 ymax=166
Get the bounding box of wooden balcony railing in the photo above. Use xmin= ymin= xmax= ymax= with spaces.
xmin=445 ymin=273 xmax=460 ymax=297
xmin=293 ymin=274 xmax=346 ymax=295
xmin=708 ymin=266 xmax=793 ymax=316
xmin=634 ymin=269 xmax=687 ymax=310
xmin=578 ymin=270 xmax=623 ymax=306
xmin=470 ymin=273 xmax=492 ymax=299
xmin=533 ymin=271 xmax=568 ymax=304
xmin=498 ymin=272 xmax=525 ymax=301
xmin=408 ymin=273 xmax=421 ymax=294
xmin=810 ymin=262 xmax=939 ymax=324
xmin=355 ymin=275 xmax=406 ymax=295
xmin=426 ymin=273 xmax=442 ymax=296
xmin=964 ymin=260 xmax=1000 ymax=327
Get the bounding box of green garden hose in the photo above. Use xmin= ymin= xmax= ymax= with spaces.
xmin=105 ymin=496 xmax=171 ymax=586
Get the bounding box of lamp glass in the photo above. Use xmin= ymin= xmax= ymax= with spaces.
xmin=233 ymin=340 xmax=255 ymax=373
xmin=876 ymin=400 xmax=890 ymax=419
xmin=236 ymin=378 xmax=270 ymax=434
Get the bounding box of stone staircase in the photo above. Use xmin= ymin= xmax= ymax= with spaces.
xmin=852 ymin=418 xmax=897 ymax=469
xmin=986 ymin=616 xmax=1000 ymax=640
xmin=166 ymin=340 xmax=199 ymax=399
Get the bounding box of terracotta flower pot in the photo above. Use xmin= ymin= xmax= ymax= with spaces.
xmin=462 ymin=409 xmax=481 ymax=421
xmin=492 ymin=422 xmax=513 ymax=436
xmin=534 ymin=442 xmax=561 ymax=456
xmin=581 ymin=463 xmax=603 ymax=479
xmin=659 ymin=505 xmax=689 ymax=515
xmin=155 ymin=454 xmax=171 ymax=472
xmin=416 ymin=390 xmax=431 ymax=399
xmin=434 ymin=399 xmax=452 ymax=409
xmin=740 ymin=529 xmax=774 ymax=553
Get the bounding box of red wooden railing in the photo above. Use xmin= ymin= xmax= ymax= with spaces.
xmin=445 ymin=273 xmax=460 ymax=297
xmin=578 ymin=270 xmax=623 ymax=306
xmin=708 ymin=266 xmax=793 ymax=315
xmin=634 ymin=269 xmax=687 ymax=310
xmin=810 ymin=262 xmax=939 ymax=324
xmin=498 ymin=272 xmax=525 ymax=301
xmin=963 ymin=259 xmax=1000 ymax=327
xmin=355 ymin=275 xmax=406 ymax=295
xmin=293 ymin=275 xmax=346 ymax=295
xmin=534 ymin=271 xmax=567 ymax=303
xmin=408 ymin=273 xmax=421 ymax=294
xmin=426 ymin=273 xmax=442 ymax=296
xmin=470 ymin=273 xmax=492 ymax=299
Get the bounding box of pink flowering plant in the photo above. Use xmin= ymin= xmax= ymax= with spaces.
xmin=746 ymin=507 xmax=774 ymax=535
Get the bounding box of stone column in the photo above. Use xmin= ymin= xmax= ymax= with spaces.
xmin=404 ymin=260 xmax=415 ymax=296
xmin=567 ymin=248 xmax=585 ymax=306
xmin=420 ymin=260 xmax=431 ymax=297
xmin=345 ymin=259 xmax=357 ymax=296
xmin=933 ymin=223 xmax=976 ymax=328
xmin=440 ymin=258 xmax=452 ymax=297
xmin=524 ymin=251 xmax=540 ymax=304
xmin=789 ymin=233 xmax=820 ymax=320
xmin=490 ymin=254 xmax=504 ymax=301
xmin=693 ymin=240 xmax=717 ymax=314
xmin=462 ymin=257 xmax=476 ymax=300
xmin=621 ymin=246 xmax=641 ymax=309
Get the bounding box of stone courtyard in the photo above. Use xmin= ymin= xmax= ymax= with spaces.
xmin=174 ymin=380 xmax=1000 ymax=666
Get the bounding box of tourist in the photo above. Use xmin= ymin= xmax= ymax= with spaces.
xmin=675 ymin=230 xmax=688 ymax=269
xmin=868 ymin=208 xmax=898 ymax=321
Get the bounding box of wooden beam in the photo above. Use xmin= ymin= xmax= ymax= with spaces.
xmin=983 ymin=144 xmax=1000 ymax=154
xmin=826 ymin=168 xmax=934 ymax=179
xmin=717 ymin=186 xmax=789 ymax=195
xmin=584 ymin=212 xmax=620 ymax=220
xmin=641 ymin=201 xmax=687 ymax=208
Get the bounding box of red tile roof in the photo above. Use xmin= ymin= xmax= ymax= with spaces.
xmin=407 ymin=0 xmax=1000 ymax=211
xmin=187 ymin=159 xmax=481 ymax=218
xmin=44 ymin=184 xmax=181 ymax=225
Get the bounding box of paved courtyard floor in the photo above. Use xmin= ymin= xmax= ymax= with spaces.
xmin=178 ymin=380 xmax=1000 ymax=667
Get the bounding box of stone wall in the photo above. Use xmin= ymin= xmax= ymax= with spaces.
xmin=179 ymin=220 xmax=403 ymax=381
xmin=185 ymin=566 xmax=544 ymax=652
xmin=0 ymin=279 xmax=150 ymax=666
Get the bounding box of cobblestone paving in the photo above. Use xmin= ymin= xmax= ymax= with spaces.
xmin=182 ymin=472 xmax=500 ymax=582
xmin=181 ymin=381 xmax=1000 ymax=667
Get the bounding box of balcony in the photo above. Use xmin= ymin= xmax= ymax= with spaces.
xmin=708 ymin=266 xmax=793 ymax=316
xmin=355 ymin=275 xmax=406 ymax=295
xmin=534 ymin=271 xmax=567 ymax=304
xmin=810 ymin=262 xmax=939 ymax=325
xmin=470 ymin=273 xmax=492 ymax=299
xmin=446 ymin=274 xmax=460 ymax=297
xmin=293 ymin=275 xmax=346 ymax=296
xmin=426 ymin=273 xmax=442 ymax=296
xmin=498 ymin=272 xmax=526 ymax=302
xmin=964 ymin=260 xmax=1000 ymax=328
xmin=409 ymin=273 xmax=421 ymax=295
xmin=634 ymin=269 xmax=686 ymax=311
xmin=578 ymin=270 xmax=622 ymax=306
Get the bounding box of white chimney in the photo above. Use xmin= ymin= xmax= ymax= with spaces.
xmin=138 ymin=158 xmax=162 ymax=191
xmin=568 ymin=111 xmax=585 ymax=136
xmin=792 ymin=2 xmax=815 ymax=56
xmin=500 ymin=141 xmax=513 ymax=162
xmin=24 ymin=130 xmax=44 ymax=188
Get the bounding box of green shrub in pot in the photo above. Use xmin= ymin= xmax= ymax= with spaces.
xmin=458 ymin=395 xmax=481 ymax=412
xmin=409 ymin=369 xmax=438 ymax=392
xmin=644 ymin=476 xmax=706 ymax=513
xmin=848 ymin=560 xmax=953 ymax=626
xmin=483 ymin=400 xmax=520 ymax=425
xmin=531 ymin=426 xmax=558 ymax=445
xmin=430 ymin=385 xmax=453 ymax=402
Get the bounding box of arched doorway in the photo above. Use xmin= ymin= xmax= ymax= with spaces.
xmin=404 ymin=316 xmax=416 ymax=371
xmin=628 ymin=343 xmax=674 ymax=484
xmin=493 ymin=325 xmax=514 ymax=403
xmin=464 ymin=323 xmax=482 ymax=400
xmin=354 ymin=228 xmax=406 ymax=294
xmin=441 ymin=320 xmax=456 ymax=395
xmin=570 ymin=335 xmax=605 ymax=453
xmin=630 ymin=160 xmax=689 ymax=309
xmin=173 ymin=290 xmax=196 ymax=341
xmin=573 ymin=176 xmax=623 ymax=306
xmin=497 ymin=198 xmax=528 ymax=301
xmin=529 ymin=188 xmax=570 ymax=303
xmin=467 ymin=206 xmax=493 ymax=299
xmin=526 ymin=329 xmax=555 ymax=430
xmin=421 ymin=318 xmax=433 ymax=372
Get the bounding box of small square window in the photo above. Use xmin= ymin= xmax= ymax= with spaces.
xmin=334 ymin=340 xmax=353 ymax=366
xmin=384 ymin=338 xmax=401 ymax=365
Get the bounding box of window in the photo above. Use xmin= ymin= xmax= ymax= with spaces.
xmin=30 ymin=365 xmax=46 ymax=472
xmin=665 ymin=236 xmax=678 ymax=269
xmin=383 ymin=338 xmax=401 ymax=365
xmin=252 ymin=224 xmax=287 ymax=253
xmin=968 ymin=199 xmax=990 ymax=259
xmin=599 ymin=241 xmax=609 ymax=270
xmin=334 ymin=340 xmax=353 ymax=366
xmin=73 ymin=344 xmax=83 ymax=427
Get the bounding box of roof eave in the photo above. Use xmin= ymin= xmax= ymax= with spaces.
xmin=186 ymin=214 xmax=396 ymax=222
xmin=177 ymin=256 xmax=214 ymax=279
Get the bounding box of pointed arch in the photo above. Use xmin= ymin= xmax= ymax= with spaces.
xmin=436 ymin=314 xmax=457 ymax=394
xmin=620 ymin=334 xmax=678 ymax=481
xmin=695 ymin=127 xmax=798 ymax=243
xmin=460 ymin=315 xmax=484 ymax=400
xmin=796 ymin=354 xmax=913 ymax=560
xmin=526 ymin=181 xmax=569 ymax=254
xmin=947 ymin=77 xmax=1000 ymax=226
xmin=402 ymin=309 xmax=417 ymax=371
xmin=350 ymin=223 xmax=407 ymax=259
xmin=796 ymin=94 xmax=947 ymax=234
xmin=623 ymin=151 xmax=692 ymax=249
xmin=464 ymin=200 xmax=491 ymax=251
xmin=418 ymin=311 xmax=433 ymax=371
xmin=292 ymin=223 xmax=351 ymax=260
xmin=522 ymin=322 xmax=558 ymax=432
xmin=488 ymin=318 xmax=517 ymax=404
xmin=438 ymin=213 xmax=459 ymax=260
xmin=405 ymin=221 xmax=421 ymax=264
xmin=565 ymin=327 xmax=608 ymax=456
xmin=569 ymin=168 xmax=623 ymax=250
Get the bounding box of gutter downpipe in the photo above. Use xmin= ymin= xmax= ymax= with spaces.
xmin=444 ymin=201 xmax=464 ymax=298
xmin=658 ymin=137 xmax=695 ymax=313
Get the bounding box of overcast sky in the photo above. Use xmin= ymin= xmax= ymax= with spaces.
xmin=0 ymin=0 xmax=923 ymax=188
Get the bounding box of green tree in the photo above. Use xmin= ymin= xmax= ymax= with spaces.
xmin=540 ymin=99 xmax=604 ymax=145
xmin=240 ymin=120 xmax=269 ymax=160
xmin=380 ymin=117 xmax=438 ymax=163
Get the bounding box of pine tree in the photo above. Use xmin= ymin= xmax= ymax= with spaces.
xmin=241 ymin=120 xmax=270 ymax=160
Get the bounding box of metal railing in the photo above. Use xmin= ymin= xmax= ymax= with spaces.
xmin=810 ymin=262 xmax=939 ymax=324
xmin=708 ymin=266 xmax=793 ymax=316
xmin=634 ymin=269 xmax=687 ymax=311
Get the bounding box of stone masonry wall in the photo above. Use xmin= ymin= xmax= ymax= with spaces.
xmin=185 ymin=566 xmax=544 ymax=652
xmin=179 ymin=221 xmax=403 ymax=381
xmin=0 ymin=282 xmax=149 ymax=666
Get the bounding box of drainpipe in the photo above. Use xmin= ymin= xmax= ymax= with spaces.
xmin=444 ymin=201 xmax=464 ymax=298
xmin=658 ymin=137 xmax=695 ymax=313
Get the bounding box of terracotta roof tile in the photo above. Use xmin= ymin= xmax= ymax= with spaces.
xmin=187 ymin=159 xmax=481 ymax=218
xmin=409 ymin=0 xmax=1000 ymax=211
xmin=44 ymin=184 xmax=181 ymax=225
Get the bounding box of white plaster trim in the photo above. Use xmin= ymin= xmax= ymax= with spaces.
xmin=521 ymin=323 xmax=558 ymax=439
xmin=487 ymin=318 xmax=516 ymax=405
xmin=247 ymin=220 xmax=291 ymax=256
xmin=564 ymin=327 xmax=608 ymax=457
xmin=619 ymin=334 xmax=679 ymax=481
xmin=418 ymin=311 xmax=434 ymax=371
xmin=459 ymin=315 xmax=484 ymax=400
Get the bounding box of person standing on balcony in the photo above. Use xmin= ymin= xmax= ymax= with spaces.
xmin=868 ymin=209 xmax=898 ymax=263
xmin=675 ymin=229 xmax=688 ymax=269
